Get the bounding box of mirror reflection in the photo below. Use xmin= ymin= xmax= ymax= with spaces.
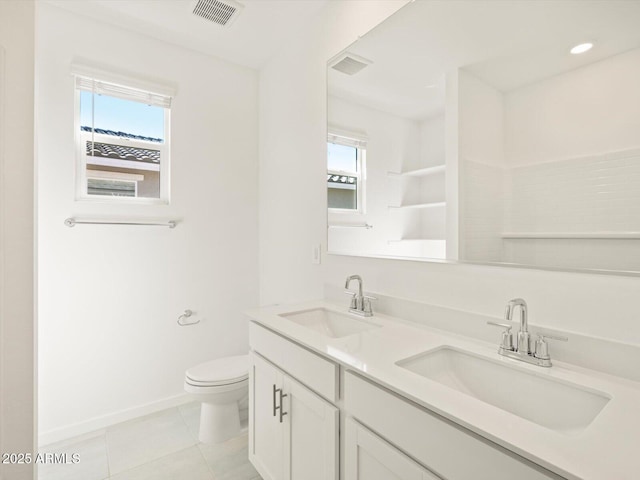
xmin=327 ymin=0 xmax=640 ymax=273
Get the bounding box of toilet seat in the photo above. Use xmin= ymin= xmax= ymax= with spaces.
xmin=185 ymin=354 xmax=248 ymax=387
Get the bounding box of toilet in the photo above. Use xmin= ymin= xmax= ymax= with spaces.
xmin=184 ymin=354 xmax=249 ymax=444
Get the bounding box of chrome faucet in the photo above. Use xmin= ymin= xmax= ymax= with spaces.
xmin=505 ymin=298 xmax=530 ymax=354
xmin=344 ymin=275 xmax=374 ymax=317
xmin=488 ymin=298 xmax=567 ymax=367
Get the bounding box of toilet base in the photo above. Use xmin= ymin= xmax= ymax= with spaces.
xmin=199 ymin=401 xmax=241 ymax=444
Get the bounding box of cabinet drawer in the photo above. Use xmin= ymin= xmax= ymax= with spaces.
xmin=344 ymin=371 xmax=564 ymax=480
xmin=250 ymin=321 xmax=338 ymax=402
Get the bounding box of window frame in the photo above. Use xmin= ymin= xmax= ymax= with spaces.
xmin=72 ymin=67 xmax=173 ymax=205
xmin=87 ymin=170 xmax=143 ymax=198
xmin=327 ymin=131 xmax=367 ymax=215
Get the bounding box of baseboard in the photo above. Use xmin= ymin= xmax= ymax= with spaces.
xmin=39 ymin=393 xmax=192 ymax=447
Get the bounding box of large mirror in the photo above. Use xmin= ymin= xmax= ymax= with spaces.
xmin=327 ymin=0 xmax=640 ymax=274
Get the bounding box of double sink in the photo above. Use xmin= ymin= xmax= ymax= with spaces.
xmin=280 ymin=307 xmax=610 ymax=435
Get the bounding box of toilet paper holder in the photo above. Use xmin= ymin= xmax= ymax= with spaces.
xmin=178 ymin=309 xmax=200 ymax=326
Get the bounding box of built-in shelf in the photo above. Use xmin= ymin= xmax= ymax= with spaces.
xmin=387 ymin=165 xmax=445 ymax=178
xmin=388 ymin=238 xmax=445 ymax=243
xmin=501 ymin=232 xmax=640 ymax=239
xmin=328 ymin=223 xmax=373 ymax=229
xmin=388 ymin=201 xmax=446 ymax=210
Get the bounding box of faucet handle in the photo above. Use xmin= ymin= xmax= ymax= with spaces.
xmin=538 ymin=333 xmax=568 ymax=342
xmin=362 ymin=295 xmax=377 ymax=314
xmin=487 ymin=321 xmax=512 ymax=330
xmin=534 ymin=333 xmax=568 ymax=361
xmin=344 ymin=290 xmax=357 ymax=309
xmin=487 ymin=321 xmax=514 ymax=352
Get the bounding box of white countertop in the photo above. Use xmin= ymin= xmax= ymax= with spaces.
xmin=245 ymin=300 xmax=640 ymax=480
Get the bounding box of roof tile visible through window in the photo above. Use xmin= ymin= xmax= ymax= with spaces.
xmin=327 ymin=174 xmax=356 ymax=184
xmin=81 ymin=126 xmax=163 ymax=143
xmin=86 ymin=141 xmax=160 ymax=163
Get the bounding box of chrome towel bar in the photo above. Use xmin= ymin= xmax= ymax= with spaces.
xmin=65 ymin=217 xmax=177 ymax=228
xmin=328 ymin=223 xmax=373 ymax=229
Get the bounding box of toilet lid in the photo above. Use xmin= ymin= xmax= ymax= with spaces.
xmin=185 ymin=354 xmax=249 ymax=386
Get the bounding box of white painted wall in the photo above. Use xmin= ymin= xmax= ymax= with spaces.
xmin=258 ymin=0 xmax=640 ymax=354
xmin=259 ymin=0 xmax=412 ymax=306
xmin=458 ymin=70 xmax=505 ymax=262
xmin=504 ymin=47 xmax=640 ymax=166
xmin=0 ymin=1 xmax=36 ymax=478
xmin=327 ymin=95 xmax=421 ymax=257
xmin=37 ymin=4 xmax=258 ymax=444
xmin=502 ymin=47 xmax=640 ymax=269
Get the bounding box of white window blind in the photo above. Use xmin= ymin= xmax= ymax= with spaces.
xmin=75 ymin=76 xmax=172 ymax=109
xmin=327 ymin=132 xmax=367 ymax=149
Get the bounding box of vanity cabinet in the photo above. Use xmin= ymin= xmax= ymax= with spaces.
xmin=249 ymin=319 xmax=565 ymax=480
xmin=249 ymin=347 xmax=339 ymax=480
xmin=344 ymin=371 xmax=564 ymax=480
xmin=345 ymin=417 xmax=441 ymax=480
xmin=249 ymin=352 xmax=284 ymax=480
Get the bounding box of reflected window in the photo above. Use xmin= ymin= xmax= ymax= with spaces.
xmin=327 ymin=133 xmax=366 ymax=212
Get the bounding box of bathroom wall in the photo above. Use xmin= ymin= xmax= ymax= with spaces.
xmin=0 ymin=1 xmax=36 ymax=478
xmin=327 ymin=94 xmax=421 ymax=257
xmin=258 ymin=0 xmax=640 ymax=350
xmin=504 ymin=47 xmax=640 ymax=166
xmin=458 ymin=70 xmax=505 ymax=263
xmin=502 ymin=47 xmax=640 ymax=270
xmin=37 ymin=3 xmax=258 ymax=444
xmin=459 ymin=48 xmax=640 ymax=269
xmin=259 ymin=1 xmax=412 ymax=307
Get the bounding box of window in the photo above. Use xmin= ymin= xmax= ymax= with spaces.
xmin=327 ymin=131 xmax=366 ymax=213
xmin=74 ymin=67 xmax=173 ymax=203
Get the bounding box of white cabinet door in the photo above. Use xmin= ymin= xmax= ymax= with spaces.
xmin=249 ymin=352 xmax=284 ymax=480
xmin=282 ymin=375 xmax=339 ymax=480
xmin=345 ymin=418 xmax=441 ymax=480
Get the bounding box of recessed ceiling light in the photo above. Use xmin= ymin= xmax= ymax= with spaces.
xmin=570 ymin=43 xmax=593 ymax=55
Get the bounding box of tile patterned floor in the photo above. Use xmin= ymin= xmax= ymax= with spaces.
xmin=38 ymin=402 xmax=261 ymax=480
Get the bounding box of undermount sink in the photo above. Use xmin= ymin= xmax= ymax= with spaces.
xmin=397 ymin=346 xmax=610 ymax=435
xmin=280 ymin=308 xmax=380 ymax=338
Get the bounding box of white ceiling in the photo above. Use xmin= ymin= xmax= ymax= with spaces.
xmin=329 ymin=0 xmax=640 ymax=121
xmin=46 ymin=0 xmax=327 ymax=69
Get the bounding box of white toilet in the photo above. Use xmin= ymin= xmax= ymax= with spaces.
xmin=184 ymin=354 xmax=249 ymax=444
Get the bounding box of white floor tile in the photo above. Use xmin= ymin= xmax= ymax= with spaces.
xmin=38 ymin=434 xmax=109 ymax=480
xmin=39 ymin=404 xmax=259 ymax=480
xmin=177 ymin=401 xmax=201 ymax=440
xmin=198 ymin=433 xmax=259 ymax=480
xmin=106 ymin=408 xmax=195 ymax=475
xmin=109 ymin=446 xmax=213 ymax=480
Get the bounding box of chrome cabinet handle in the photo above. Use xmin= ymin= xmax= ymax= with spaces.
xmin=272 ymin=384 xmax=278 ymax=417
xmin=273 ymin=384 xmax=287 ymax=422
xmin=279 ymin=389 xmax=288 ymax=423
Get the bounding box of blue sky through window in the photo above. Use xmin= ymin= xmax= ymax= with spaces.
xmin=328 ymin=142 xmax=358 ymax=172
xmin=80 ymin=91 xmax=165 ymax=141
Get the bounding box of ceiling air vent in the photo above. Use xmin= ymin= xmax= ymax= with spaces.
xmin=330 ymin=53 xmax=372 ymax=76
xmin=191 ymin=0 xmax=244 ymax=27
